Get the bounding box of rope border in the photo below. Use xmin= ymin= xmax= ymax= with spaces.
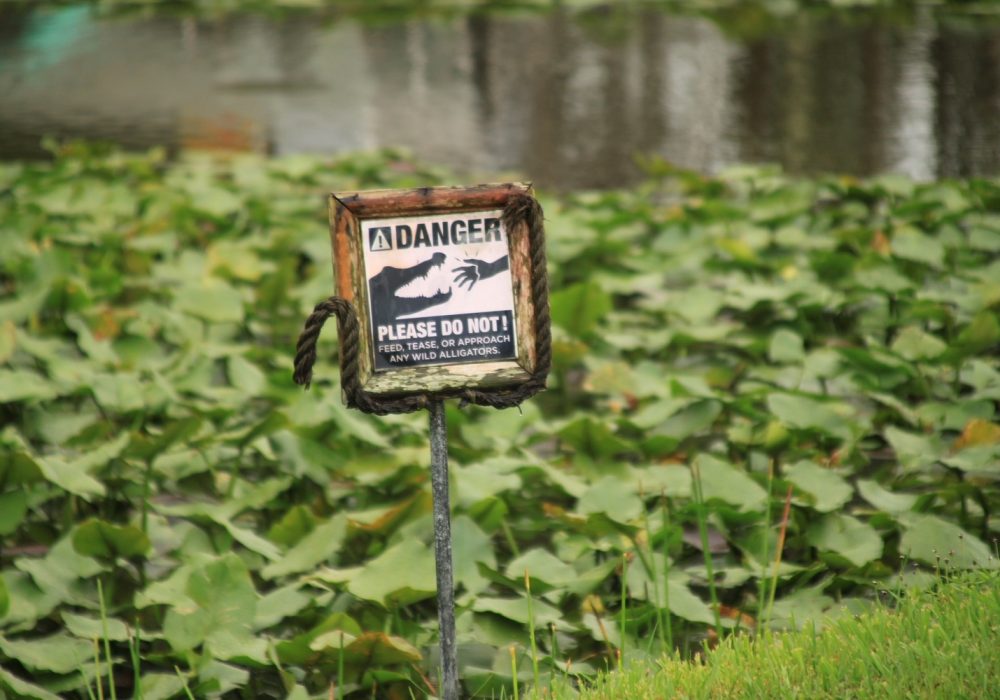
xmin=293 ymin=193 xmax=550 ymax=414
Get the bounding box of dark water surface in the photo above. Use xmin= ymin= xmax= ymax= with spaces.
xmin=1 ymin=4 xmax=999 ymax=190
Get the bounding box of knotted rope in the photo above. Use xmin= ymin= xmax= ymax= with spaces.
xmin=293 ymin=193 xmax=550 ymax=414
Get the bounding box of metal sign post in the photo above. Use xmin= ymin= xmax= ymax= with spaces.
xmin=293 ymin=184 xmax=549 ymax=700
xmin=428 ymin=400 xmax=459 ymax=700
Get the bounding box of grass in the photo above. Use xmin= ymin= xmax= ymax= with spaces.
xmin=538 ymin=571 xmax=1000 ymax=699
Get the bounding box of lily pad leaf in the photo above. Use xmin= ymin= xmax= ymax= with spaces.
xmin=0 ymin=667 xmax=61 ymax=700
xmin=890 ymin=326 xmax=947 ymax=362
xmin=0 ymin=491 xmax=28 ymax=535
xmin=693 ymin=454 xmax=766 ymax=512
xmin=898 ymin=514 xmax=998 ymax=570
xmin=550 ymin=281 xmax=612 ymax=337
xmin=807 ymin=513 xmax=883 ymax=567
xmin=767 ymin=393 xmax=853 ymax=442
xmin=162 ymin=554 xmax=257 ymax=654
xmin=856 ymin=479 xmax=917 ymax=513
xmin=785 ymin=460 xmax=852 ymax=512
xmin=472 ymin=596 xmax=564 ymax=627
xmin=0 ymin=633 xmax=93 ymax=674
xmin=768 ymin=329 xmax=805 ymax=363
xmin=73 ymin=519 xmax=151 ymax=560
xmin=505 ymin=548 xmax=578 ymax=589
xmin=314 ymin=632 xmax=421 ymax=666
xmin=577 ymin=476 xmax=643 ymax=524
xmin=261 ymin=514 xmax=348 ymax=580
xmin=62 ymin=611 xmax=130 ymax=641
xmin=346 ymin=539 xmax=436 ymax=607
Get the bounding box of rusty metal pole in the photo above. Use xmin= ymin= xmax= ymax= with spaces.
xmin=428 ymin=399 xmax=459 ymax=700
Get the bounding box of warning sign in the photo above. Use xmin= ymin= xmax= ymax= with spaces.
xmin=362 ymin=210 xmax=518 ymax=371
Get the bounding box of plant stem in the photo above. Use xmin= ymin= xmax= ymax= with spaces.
xmin=98 ymin=578 xmax=118 ymax=700
xmin=525 ymin=569 xmax=540 ymax=693
xmin=766 ymin=485 xmax=794 ymax=626
xmin=660 ymin=494 xmax=673 ymax=652
xmin=759 ymin=459 xmax=775 ymax=626
xmin=510 ymin=645 xmax=519 ymax=700
xmin=691 ymin=462 xmax=722 ymax=637
xmin=619 ymin=554 xmax=627 ymax=667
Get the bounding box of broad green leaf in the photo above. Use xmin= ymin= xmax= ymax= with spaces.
xmin=276 ymin=612 xmax=362 ymax=666
xmin=857 ymin=479 xmax=918 ymax=513
xmin=0 ymin=450 xmax=43 ymax=487
xmin=899 ymin=514 xmax=998 ymax=570
xmin=693 ymin=454 xmax=766 ymax=511
xmin=629 ymin=464 xmax=691 ymax=498
xmin=884 ymin=426 xmax=942 ymax=471
xmin=505 ymin=548 xmax=578 ymax=589
xmin=451 ymin=515 xmax=495 ymax=598
xmin=472 ymin=596 xmax=564 ymax=627
xmin=890 ymin=326 xmax=947 ymax=361
xmin=16 ymin=536 xmax=104 ymax=604
xmin=654 ymin=400 xmax=722 ymax=442
xmin=267 ymin=505 xmax=316 ymax=548
xmin=346 ymin=539 xmax=437 ymax=607
xmin=90 ymin=372 xmax=146 ymax=412
xmin=558 ymin=417 xmax=634 ymax=459
xmin=0 ymin=633 xmax=92 ymax=674
xmin=191 ymin=184 xmax=242 ymax=218
xmin=320 ymin=632 xmax=421 ymax=666
xmin=807 ymin=513 xmax=883 ymax=567
xmin=0 ymin=320 xmax=15 ymax=364
xmin=768 ymin=329 xmax=805 ymax=363
xmin=254 ymin=584 xmax=311 ymax=630
xmin=942 ymin=445 xmax=1000 ymax=474
xmin=891 ymin=226 xmax=944 ymax=267
xmin=174 ymin=283 xmax=245 ymax=323
xmin=0 ymin=667 xmax=61 ymax=700
xmin=768 ymin=587 xmax=835 ymax=630
xmin=949 ymin=311 xmax=1000 ymax=359
xmin=624 ymin=557 xmax=714 ymax=624
xmin=228 ymin=354 xmax=266 ymax=395
xmin=664 ymin=578 xmax=716 ymax=625
xmin=261 ymin=514 xmax=347 ymax=580
xmin=455 ymin=462 xmax=522 ymax=507
xmin=767 ymin=393 xmax=852 ymax=442
xmin=785 ymin=460 xmax=852 ymax=512
xmin=0 ymin=573 xmax=8 ymax=619
xmin=0 ymin=491 xmax=28 ymax=535
xmin=62 ymin=611 xmax=130 ymax=641
xmin=139 ymin=674 xmax=188 ymax=700
xmin=577 ymin=476 xmax=643 ymax=523
xmin=0 ymin=369 xmax=58 ymax=402
xmin=550 ymin=281 xmax=612 ymax=337
xmin=73 ymin=519 xmax=151 ymax=559
xmin=162 ymin=554 xmax=257 ymax=654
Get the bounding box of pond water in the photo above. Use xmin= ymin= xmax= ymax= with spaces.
xmin=1 ymin=3 xmax=999 ymax=190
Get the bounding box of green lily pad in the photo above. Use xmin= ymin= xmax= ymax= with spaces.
xmin=807 ymin=513 xmax=883 ymax=567
xmin=346 ymin=539 xmax=437 ymax=607
xmin=785 ymin=460 xmax=852 ymax=512
xmin=898 ymin=514 xmax=998 ymax=570
xmin=72 ymin=519 xmax=151 ymax=559
xmin=693 ymin=454 xmax=766 ymax=512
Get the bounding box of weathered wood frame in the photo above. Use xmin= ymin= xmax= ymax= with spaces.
xmin=329 ymin=183 xmax=541 ymax=397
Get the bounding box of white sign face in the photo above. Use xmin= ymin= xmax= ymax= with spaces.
xmin=361 ymin=209 xmax=518 ymax=371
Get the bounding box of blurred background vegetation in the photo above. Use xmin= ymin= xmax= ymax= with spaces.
xmin=1 ymin=1 xmax=999 ymax=698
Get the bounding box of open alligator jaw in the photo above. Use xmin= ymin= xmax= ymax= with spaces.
xmin=394 ymin=253 xmax=452 ymax=303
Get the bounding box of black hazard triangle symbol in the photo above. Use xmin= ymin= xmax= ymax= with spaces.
xmin=369 ymin=226 xmax=392 ymax=252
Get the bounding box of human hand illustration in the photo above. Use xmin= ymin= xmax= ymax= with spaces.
xmin=452 ymin=255 xmax=510 ymax=291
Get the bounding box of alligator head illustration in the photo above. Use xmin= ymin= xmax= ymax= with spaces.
xmin=368 ymin=252 xmax=452 ymax=326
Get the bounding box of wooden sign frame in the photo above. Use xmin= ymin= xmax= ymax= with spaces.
xmin=329 ymin=183 xmax=545 ymax=399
